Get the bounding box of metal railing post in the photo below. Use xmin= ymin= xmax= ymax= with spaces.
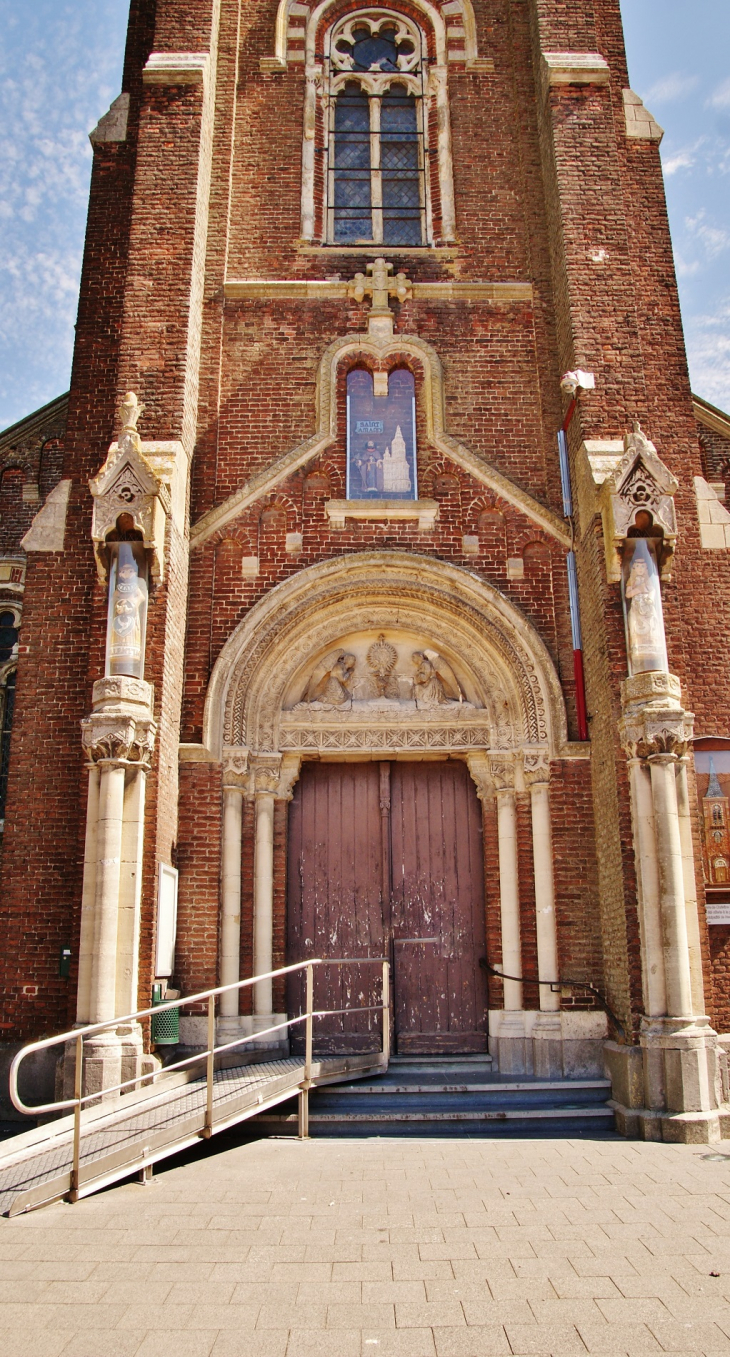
xmin=382 ymin=960 xmax=391 ymax=1063
xmin=69 ymin=1032 xmax=83 ymax=1203
xmin=298 ymin=963 xmax=314 ymax=1140
xmin=204 ymin=994 xmax=215 ymax=1138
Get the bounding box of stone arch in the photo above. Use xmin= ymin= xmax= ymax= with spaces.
xmin=203 ymin=551 xmax=569 ymax=760
xmin=268 ymin=0 xmax=482 ymax=68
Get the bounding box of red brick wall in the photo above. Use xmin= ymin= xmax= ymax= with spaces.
xmin=3 ymin=0 xmax=730 ymax=1049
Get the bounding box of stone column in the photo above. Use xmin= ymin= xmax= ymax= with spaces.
xmin=78 ymin=677 xmax=156 ymax=1098
xmin=489 ymin=755 xmax=526 ymax=1073
xmin=218 ymin=749 xmax=248 ymax=1033
xmin=251 ymin=757 xmax=282 ymax=1028
xmin=524 ymin=751 xmax=562 ymax=1079
xmin=76 ymin=766 xmax=101 ymax=1025
xmin=612 ymin=671 xmax=722 ymax=1141
xmin=648 ymin=752 xmax=693 ymax=1020
xmin=675 ymin=757 xmax=706 ymax=1018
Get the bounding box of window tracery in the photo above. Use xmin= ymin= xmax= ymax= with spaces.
xmin=302 ymin=8 xmax=456 ymax=247
xmin=0 ymin=608 xmax=19 ymax=827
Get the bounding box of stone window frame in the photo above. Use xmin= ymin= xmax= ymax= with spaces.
xmin=301 ymin=4 xmax=457 ymax=246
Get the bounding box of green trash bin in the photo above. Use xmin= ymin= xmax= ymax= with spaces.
xmin=151 ymin=983 xmax=180 ymax=1046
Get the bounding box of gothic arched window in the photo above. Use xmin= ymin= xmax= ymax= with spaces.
xmin=0 ymin=609 xmax=19 ymax=825
xmin=302 ymin=9 xmax=455 ymax=247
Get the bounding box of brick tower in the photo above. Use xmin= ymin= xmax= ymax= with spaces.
xmin=2 ymin=0 xmax=730 ymax=1140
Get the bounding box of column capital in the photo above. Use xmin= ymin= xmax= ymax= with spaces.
xmin=619 ymin=708 xmax=694 ymax=762
xmin=522 ymin=748 xmax=551 ymax=789
xmin=489 ymin=753 xmax=516 ymax=795
xmin=222 ymin=745 xmax=249 ymax=791
xmin=82 ymin=674 xmax=157 ymax=767
xmin=251 ymin=753 xmax=282 ymax=796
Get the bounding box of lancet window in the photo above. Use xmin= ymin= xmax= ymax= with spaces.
xmin=302 ymin=9 xmax=456 ymax=246
xmin=329 ymin=15 xmax=425 ymax=245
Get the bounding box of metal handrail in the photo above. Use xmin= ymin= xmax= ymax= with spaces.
xmin=9 ymin=956 xmax=391 ymax=1195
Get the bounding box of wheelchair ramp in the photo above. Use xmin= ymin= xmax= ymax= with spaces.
xmin=0 ymin=1051 xmax=386 ymax=1217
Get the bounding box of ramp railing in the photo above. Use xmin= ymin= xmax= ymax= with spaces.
xmin=8 ymin=958 xmax=390 ymax=1202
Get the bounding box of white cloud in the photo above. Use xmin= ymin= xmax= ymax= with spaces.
xmin=644 ymin=72 xmax=699 ymax=105
xmin=685 ymin=210 xmax=730 ymax=261
xmin=686 ymin=298 xmax=730 ymax=410
xmin=709 ymin=77 xmax=730 ymax=110
xmin=663 ymin=145 xmax=700 ymax=176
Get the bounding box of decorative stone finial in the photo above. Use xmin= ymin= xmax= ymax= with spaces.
xmin=119 ymin=392 xmax=145 ymax=436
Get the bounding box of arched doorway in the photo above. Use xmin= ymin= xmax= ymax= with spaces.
xmin=203 ymin=551 xmax=571 ymax=1067
xmin=286 ymin=758 xmax=487 ymax=1054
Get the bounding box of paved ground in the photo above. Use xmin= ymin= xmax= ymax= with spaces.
xmin=3 ymin=1132 xmax=730 ymax=1356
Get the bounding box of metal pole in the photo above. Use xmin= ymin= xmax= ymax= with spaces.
xmin=382 ymin=960 xmax=391 ymax=1063
xmin=70 ymin=1032 xmax=83 ymax=1203
xmin=204 ymin=994 xmax=215 ymax=1138
xmin=299 ymin=963 xmax=314 ymax=1140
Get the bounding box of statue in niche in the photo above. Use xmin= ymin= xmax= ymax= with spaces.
xmin=299 ymin=651 xmax=356 ymax=709
xmin=106 ymin=542 xmax=148 ymax=679
xmin=623 ymin=542 xmax=668 ymax=674
xmin=412 ymin=651 xmax=461 ymax=709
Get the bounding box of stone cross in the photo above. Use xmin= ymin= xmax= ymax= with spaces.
xmin=349 ymin=258 xmax=412 ymax=314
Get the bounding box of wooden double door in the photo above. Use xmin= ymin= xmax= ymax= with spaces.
xmin=287 ymin=759 xmax=488 ymax=1054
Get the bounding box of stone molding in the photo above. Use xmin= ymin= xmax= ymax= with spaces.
xmin=143 ymin=52 xmax=209 ymax=85
xmin=201 ymin=552 xmax=569 ymax=760
xmin=89 ymin=93 xmax=130 ymax=146
xmin=223 ymin=280 xmax=532 ymax=304
xmin=190 ymin=321 xmax=570 ymax=551
xmin=21 ymin=480 xmax=71 ymax=553
xmin=541 ymin=52 xmax=610 ymax=90
xmin=695 ymin=476 xmax=730 ymax=550
xmin=325 ymin=499 xmax=438 ymax=532
xmin=623 ymin=89 xmax=663 ymax=143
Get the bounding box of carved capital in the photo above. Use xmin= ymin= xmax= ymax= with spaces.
xmin=620 ymin=670 xmax=682 ymax=713
xmin=277 ymin=753 xmax=302 ymax=802
xmin=522 ymin=748 xmax=551 ymax=788
xmin=619 ymin=707 xmax=694 ymax=762
xmin=222 ymin=745 xmax=249 ymax=790
xmin=488 ymin=753 xmax=516 ymax=794
xmin=465 ymin=752 xmax=492 ymax=803
xmin=81 ymin=712 xmax=157 ymax=767
xmin=251 ymin=754 xmax=283 ymax=796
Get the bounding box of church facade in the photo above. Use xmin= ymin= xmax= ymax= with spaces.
xmin=3 ymin=0 xmax=730 ymax=1140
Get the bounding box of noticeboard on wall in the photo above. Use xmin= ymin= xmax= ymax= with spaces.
xmin=155 ymin=862 xmax=179 ymax=978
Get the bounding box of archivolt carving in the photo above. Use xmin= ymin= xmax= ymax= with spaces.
xmin=202 ymin=553 xmax=568 ymax=760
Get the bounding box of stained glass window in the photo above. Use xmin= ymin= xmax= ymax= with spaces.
xmin=347 ymin=369 xmax=417 ymax=500
xmin=328 ymin=14 xmax=426 ymax=247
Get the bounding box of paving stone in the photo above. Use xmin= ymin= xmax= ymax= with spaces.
xmin=362 ymin=1332 xmax=437 ymax=1356
xmin=287 ymin=1332 xmax=361 ymax=1356
xmin=1 ymin=1332 xmax=70 ymax=1357
xmin=432 ymin=1327 xmax=511 ymax=1355
xmin=134 ymin=1334 xmax=217 ymax=1357
xmin=59 ymin=1333 xmax=146 ymax=1357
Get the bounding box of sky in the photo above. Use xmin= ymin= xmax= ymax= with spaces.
xmin=0 ymin=1 xmax=728 ymax=431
